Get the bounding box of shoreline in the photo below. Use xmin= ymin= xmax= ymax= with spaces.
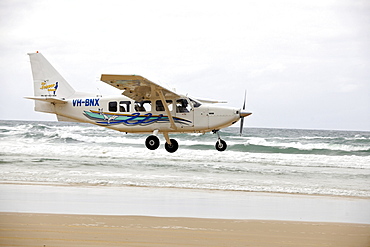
xmin=1 ymin=181 xmax=369 ymax=200
xmin=1 ymin=212 xmax=369 ymax=247
xmin=1 ymin=183 xmax=370 ymax=224
xmin=1 ymin=182 xmax=370 ymax=246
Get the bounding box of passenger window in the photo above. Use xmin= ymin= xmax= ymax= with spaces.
xmin=176 ymin=99 xmax=191 ymax=113
xmin=156 ymin=100 xmax=173 ymax=112
xmin=119 ymin=101 xmax=131 ymax=112
xmin=109 ymin=101 xmax=117 ymax=112
xmin=134 ymin=101 xmax=152 ymax=112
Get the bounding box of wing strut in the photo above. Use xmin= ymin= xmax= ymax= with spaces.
xmin=157 ymin=89 xmax=177 ymax=130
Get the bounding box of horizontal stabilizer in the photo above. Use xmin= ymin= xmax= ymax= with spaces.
xmin=24 ymin=96 xmax=67 ymax=104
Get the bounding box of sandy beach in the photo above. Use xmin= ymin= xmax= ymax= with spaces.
xmin=1 ymin=184 xmax=370 ymax=246
xmin=1 ymin=212 xmax=369 ymax=247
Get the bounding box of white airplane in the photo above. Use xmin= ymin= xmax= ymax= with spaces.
xmin=26 ymin=52 xmax=252 ymax=153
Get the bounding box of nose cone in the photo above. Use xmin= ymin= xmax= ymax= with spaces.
xmin=239 ymin=110 xmax=252 ymax=118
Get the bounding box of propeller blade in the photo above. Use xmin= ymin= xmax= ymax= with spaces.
xmin=240 ymin=90 xmax=247 ymax=136
xmin=242 ymin=90 xmax=246 ymax=110
xmin=239 ymin=116 xmax=244 ymax=136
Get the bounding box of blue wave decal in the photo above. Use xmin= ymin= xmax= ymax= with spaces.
xmin=83 ymin=110 xmax=192 ymax=126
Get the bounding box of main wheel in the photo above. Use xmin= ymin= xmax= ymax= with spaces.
xmin=215 ymin=139 xmax=227 ymax=151
xmin=145 ymin=135 xmax=160 ymax=150
xmin=165 ymin=139 xmax=179 ymax=153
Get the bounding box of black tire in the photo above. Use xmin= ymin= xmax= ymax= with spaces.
xmin=165 ymin=139 xmax=179 ymax=153
xmin=215 ymin=139 xmax=227 ymax=151
xmin=145 ymin=135 xmax=160 ymax=150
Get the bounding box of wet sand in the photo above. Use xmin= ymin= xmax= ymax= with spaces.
xmin=1 ymin=183 xmax=370 ymax=224
xmin=1 ymin=212 xmax=370 ymax=247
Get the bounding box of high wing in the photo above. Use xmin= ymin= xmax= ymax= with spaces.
xmin=100 ymin=74 xmax=180 ymax=101
xmin=101 ymin=74 xmax=181 ymax=130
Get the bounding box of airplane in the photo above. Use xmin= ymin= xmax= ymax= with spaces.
xmin=25 ymin=52 xmax=252 ymax=153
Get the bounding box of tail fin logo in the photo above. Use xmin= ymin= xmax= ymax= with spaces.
xmin=40 ymin=80 xmax=59 ymax=96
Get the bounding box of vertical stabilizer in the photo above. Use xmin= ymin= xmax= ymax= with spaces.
xmin=28 ymin=52 xmax=75 ymax=99
xmin=28 ymin=52 xmax=76 ymax=113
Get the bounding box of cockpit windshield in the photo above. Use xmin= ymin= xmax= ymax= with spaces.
xmin=189 ymin=98 xmax=201 ymax=108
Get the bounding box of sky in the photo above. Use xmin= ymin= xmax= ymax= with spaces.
xmin=0 ymin=0 xmax=369 ymax=131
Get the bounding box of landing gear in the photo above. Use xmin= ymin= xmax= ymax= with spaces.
xmin=163 ymin=132 xmax=179 ymax=153
xmin=165 ymin=139 xmax=178 ymax=153
xmin=145 ymin=135 xmax=160 ymax=150
xmin=215 ymin=139 xmax=227 ymax=151
xmin=145 ymin=132 xmax=179 ymax=153
xmin=213 ymin=130 xmax=227 ymax=152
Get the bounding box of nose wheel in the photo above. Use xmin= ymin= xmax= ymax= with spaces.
xmin=215 ymin=139 xmax=227 ymax=151
xmin=213 ymin=130 xmax=227 ymax=151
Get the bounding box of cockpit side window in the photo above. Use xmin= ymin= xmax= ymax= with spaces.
xmin=176 ymin=99 xmax=191 ymax=113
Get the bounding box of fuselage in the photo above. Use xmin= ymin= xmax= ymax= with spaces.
xmin=27 ymin=52 xmax=252 ymax=152
xmin=54 ymin=94 xmax=241 ymax=134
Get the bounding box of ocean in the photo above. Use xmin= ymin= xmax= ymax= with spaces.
xmin=1 ymin=120 xmax=369 ymax=198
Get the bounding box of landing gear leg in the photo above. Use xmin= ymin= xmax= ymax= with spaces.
xmin=213 ymin=130 xmax=227 ymax=151
xmin=163 ymin=132 xmax=179 ymax=153
xmin=145 ymin=135 xmax=160 ymax=150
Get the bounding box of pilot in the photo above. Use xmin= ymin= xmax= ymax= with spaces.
xmin=176 ymin=99 xmax=189 ymax=113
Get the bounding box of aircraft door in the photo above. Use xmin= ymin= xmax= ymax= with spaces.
xmin=175 ymin=98 xmax=194 ymax=128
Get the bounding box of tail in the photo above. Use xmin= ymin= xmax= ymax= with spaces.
xmin=27 ymin=52 xmax=75 ymax=113
xmin=28 ymin=52 xmax=75 ymax=98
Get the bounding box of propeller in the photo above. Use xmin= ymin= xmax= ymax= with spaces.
xmin=239 ymin=90 xmax=251 ymax=136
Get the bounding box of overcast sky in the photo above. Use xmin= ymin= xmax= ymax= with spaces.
xmin=0 ymin=0 xmax=369 ymax=131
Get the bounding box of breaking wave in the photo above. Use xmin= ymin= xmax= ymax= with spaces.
xmin=0 ymin=120 xmax=369 ymax=197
